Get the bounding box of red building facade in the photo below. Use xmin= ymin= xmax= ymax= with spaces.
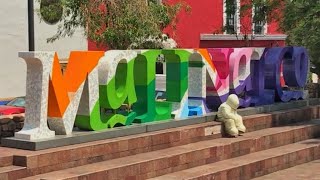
xmin=88 ymin=0 xmax=286 ymax=50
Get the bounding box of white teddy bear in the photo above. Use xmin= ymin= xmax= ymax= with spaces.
xmin=217 ymin=94 xmax=246 ymax=137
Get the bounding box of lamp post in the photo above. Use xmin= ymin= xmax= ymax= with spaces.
xmin=28 ymin=0 xmax=35 ymax=51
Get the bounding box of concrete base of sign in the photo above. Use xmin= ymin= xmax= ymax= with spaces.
xmin=1 ymin=99 xmax=318 ymax=151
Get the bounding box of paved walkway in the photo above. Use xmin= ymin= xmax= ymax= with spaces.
xmin=255 ymin=160 xmax=320 ymax=180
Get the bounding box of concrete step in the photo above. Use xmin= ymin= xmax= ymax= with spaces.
xmin=150 ymin=139 xmax=320 ymax=180
xmin=253 ymin=159 xmax=320 ymax=180
xmin=20 ymin=120 xmax=320 ymax=180
xmin=8 ymin=106 xmax=317 ymax=176
xmin=0 ymin=165 xmax=26 ymax=180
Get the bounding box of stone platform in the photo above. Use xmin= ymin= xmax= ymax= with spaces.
xmin=0 ymin=102 xmax=320 ymax=179
xmin=1 ymin=99 xmax=317 ymax=151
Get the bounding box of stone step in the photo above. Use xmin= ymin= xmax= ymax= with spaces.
xmin=0 ymin=156 xmax=12 ymax=168
xmin=0 ymin=146 xmax=27 ymax=167
xmin=253 ymin=159 xmax=320 ymax=180
xmin=2 ymin=102 xmax=317 ymax=150
xmin=10 ymin=106 xmax=317 ymax=176
xmin=0 ymin=165 xmax=26 ymax=180
xmin=20 ymin=120 xmax=320 ymax=180
xmin=150 ymin=138 xmax=320 ymax=180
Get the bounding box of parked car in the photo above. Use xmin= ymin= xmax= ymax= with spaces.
xmin=0 ymin=97 xmax=25 ymax=116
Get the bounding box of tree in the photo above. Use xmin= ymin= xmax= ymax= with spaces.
xmin=238 ymin=0 xmax=320 ymax=74
xmin=280 ymin=0 xmax=320 ymax=74
xmin=39 ymin=0 xmax=190 ymax=49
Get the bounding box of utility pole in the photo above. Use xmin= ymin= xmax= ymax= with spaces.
xmin=28 ymin=0 xmax=35 ymax=51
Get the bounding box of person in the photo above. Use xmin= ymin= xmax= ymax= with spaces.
xmin=217 ymin=94 xmax=246 ymax=137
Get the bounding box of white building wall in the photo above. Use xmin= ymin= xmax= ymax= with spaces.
xmin=0 ymin=1 xmax=87 ymax=98
xmin=0 ymin=1 xmax=28 ymax=98
xmin=33 ymin=1 xmax=87 ymax=58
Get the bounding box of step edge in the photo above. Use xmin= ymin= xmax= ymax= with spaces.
xmin=0 ymin=165 xmax=26 ymax=173
xmin=20 ymin=124 xmax=320 ymax=179
xmin=150 ymin=139 xmax=320 ymax=179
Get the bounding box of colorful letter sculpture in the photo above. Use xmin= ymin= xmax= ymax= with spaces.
xmin=15 ymin=52 xmax=56 ymax=140
xmin=16 ymin=47 xmax=309 ymax=140
xmin=132 ymin=50 xmax=172 ymax=123
xmin=264 ymin=47 xmax=308 ymax=102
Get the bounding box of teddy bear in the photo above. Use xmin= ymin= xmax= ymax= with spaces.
xmin=217 ymin=94 xmax=246 ymax=137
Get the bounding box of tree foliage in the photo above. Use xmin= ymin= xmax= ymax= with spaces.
xmin=40 ymin=0 xmax=63 ymax=24
xmin=39 ymin=0 xmax=190 ymax=49
xmin=280 ymin=0 xmax=320 ymax=74
xmin=239 ymin=0 xmax=320 ymax=74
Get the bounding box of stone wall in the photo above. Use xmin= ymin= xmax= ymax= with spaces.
xmin=0 ymin=114 xmax=24 ymax=139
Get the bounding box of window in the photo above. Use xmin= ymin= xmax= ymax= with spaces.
xmin=253 ymin=5 xmax=267 ymax=34
xmin=224 ymin=0 xmax=239 ymax=34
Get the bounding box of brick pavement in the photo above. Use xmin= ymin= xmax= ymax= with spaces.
xmin=255 ymin=160 xmax=320 ymax=180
